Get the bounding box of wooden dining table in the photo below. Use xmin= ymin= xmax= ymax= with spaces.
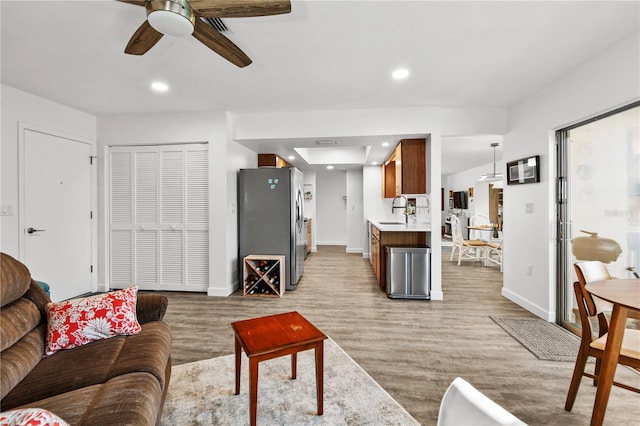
xmin=584 ymin=278 xmax=640 ymax=426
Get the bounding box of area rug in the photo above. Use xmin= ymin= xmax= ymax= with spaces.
xmin=490 ymin=316 xmax=580 ymax=362
xmin=161 ymin=338 xmax=419 ymax=425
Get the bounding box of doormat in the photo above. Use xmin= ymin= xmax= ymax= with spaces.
xmin=490 ymin=316 xmax=580 ymax=362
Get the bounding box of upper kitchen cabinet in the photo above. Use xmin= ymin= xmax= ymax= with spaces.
xmin=381 ymin=138 xmax=426 ymax=198
xmin=258 ymin=153 xmax=291 ymax=168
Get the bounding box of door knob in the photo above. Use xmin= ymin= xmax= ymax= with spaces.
xmin=27 ymin=227 xmax=46 ymax=234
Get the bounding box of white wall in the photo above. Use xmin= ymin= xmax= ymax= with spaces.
xmin=473 ymin=182 xmax=490 ymax=221
xmin=363 ymin=165 xmax=395 ymax=226
xmin=445 ymin=160 xmax=506 ymax=219
xmin=1 ymin=85 xmax=97 ymax=261
xmin=503 ymin=30 xmax=640 ymax=320
xmin=302 ymin=170 xmax=317 ymax=252
xmin=97 ymin=111 xmax=254 ymax=296
xmin=346 ymin=169 xmax=364 ymax=253
xmin=226 ymin=112 xmax=259 ymax=291
xmin=315 ymin=170 xmax=347 ymax=245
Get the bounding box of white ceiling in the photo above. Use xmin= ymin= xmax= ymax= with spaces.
xmin=2 ymin=0 xmax=638 ymax=173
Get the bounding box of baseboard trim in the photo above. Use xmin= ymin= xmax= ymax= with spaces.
xmin=207 ymin=283 xmax=235 ymax=297
xmin=430 ymin=289 xmax=444 ymax=301
xmin=502 ymin=287 xmax=555 ymax=321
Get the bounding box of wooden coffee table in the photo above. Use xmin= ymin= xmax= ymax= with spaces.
xmin=231 ymin=311 xmax=327 ymax=426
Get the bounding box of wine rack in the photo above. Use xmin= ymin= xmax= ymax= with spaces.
xmin=243 ymin=255 xmax=285 ymax=298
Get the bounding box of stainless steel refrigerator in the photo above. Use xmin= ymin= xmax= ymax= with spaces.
xmin=238 ymin=167 xmax=305 ymax=290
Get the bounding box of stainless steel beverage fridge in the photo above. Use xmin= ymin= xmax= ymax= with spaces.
xmin=238 ymin=167 xmax=305 ymax=290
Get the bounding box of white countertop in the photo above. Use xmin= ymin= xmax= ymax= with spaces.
xmin=369 ymin=219 xmax=431 ymax=232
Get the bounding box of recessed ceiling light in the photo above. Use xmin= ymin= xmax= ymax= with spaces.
xmin=288 ymin=155 xmax=295 ymax=160
xmin=151 ymin=81 xmax=169 ymax=92
xmin=326 ymin=165 xmax=334 ymax=170
xmin=392 ymin=68 xmax=409 ymax=80
xmin=372 ymin=161 xmax=378 ymax=165
xmin=382 ymin=142 xmax=389 ymax=147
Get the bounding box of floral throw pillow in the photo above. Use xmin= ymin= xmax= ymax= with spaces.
xmin=0 ymin=408 xmax=69 ymax=426
xmin=44 ymin=286 xmax=141 ymax=357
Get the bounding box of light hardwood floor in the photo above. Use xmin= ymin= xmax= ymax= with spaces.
xmin=160 ymin=246 xmax=640 ymax=425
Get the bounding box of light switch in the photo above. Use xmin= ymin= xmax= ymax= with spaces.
xmin=525 ymin=202 xmax=534 ymax=213
xmin=0 ymin=205 xmax=14 ymax=216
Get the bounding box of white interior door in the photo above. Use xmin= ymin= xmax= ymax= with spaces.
xmin=22 ymin=128 xmax=92 ymax=302
xmin=109 ymin=144 xmax=208 ymax=292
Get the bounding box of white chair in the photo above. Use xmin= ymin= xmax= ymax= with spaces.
xmin=450 ymin=215 xmax=487 ymax=265
xmin=485 ymin=240 xmax=503 ymax=272
xmin=438 ymin=377 xmax=526 ymax=426
xmin=470 ymin=214 xmax=490 ymax=241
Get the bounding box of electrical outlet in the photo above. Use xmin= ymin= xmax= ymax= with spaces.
xmin=526 ymin=264 xmax=533 ymax=276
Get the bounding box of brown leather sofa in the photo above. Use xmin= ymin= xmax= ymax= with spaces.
xmin=0 ymin=253 xmax=172 ymax=425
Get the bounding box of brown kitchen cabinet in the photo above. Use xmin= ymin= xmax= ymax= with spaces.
xmin=371 ymin=225 xmax=381 ymax=283
xmin=258 ymin=153 xmax=291 ymax=168
xmin=381 ymin=138 xmax=426 ymax=198
xmin=370 ymin=224 xmax=427 ymax=291
xmin=306 ymin=218 xmax=312 ymax=255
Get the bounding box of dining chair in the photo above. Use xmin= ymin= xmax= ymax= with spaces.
xmin=438 ymin=377 xmax=526 ymax=426
xmin=564 ymin=266 xmax=640 ymax=413
xmin=485 ymin=240 xmax=503 ymax=272
xmin=470 ymin=214 xmax=490 ymax=241
xmin=449 ymin=215 xmax=487 ymax=266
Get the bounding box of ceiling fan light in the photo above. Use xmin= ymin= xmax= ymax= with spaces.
xmin=146 ymin=0 xmax=195 ymax=37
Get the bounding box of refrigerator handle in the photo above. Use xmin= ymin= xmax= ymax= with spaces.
xmin=296 ymin=189 xmax=304 ymax=232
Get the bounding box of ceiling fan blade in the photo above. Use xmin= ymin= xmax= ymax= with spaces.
xmin=125 ymin=21 xmax=164 ymax=55
xmin=117 ymin=0 xmax=145 ymax=6
xmin=191 ymin=0 xmax=291 ymax=18
xmin=192 ymin=19 xmax=252 ymax=67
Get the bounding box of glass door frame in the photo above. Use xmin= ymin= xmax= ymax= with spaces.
xmin=555 ymin=100 xmax=640 ymax=332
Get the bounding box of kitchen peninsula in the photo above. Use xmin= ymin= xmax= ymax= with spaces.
xmin=369 ymin=220 xmax=431 ymax=291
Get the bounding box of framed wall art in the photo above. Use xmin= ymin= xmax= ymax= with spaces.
xmin=507 ymin=155 xmax=540 ymax=185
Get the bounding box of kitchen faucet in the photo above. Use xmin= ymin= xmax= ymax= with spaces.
xmin=391 ymin=195 xmax=409 ymax=223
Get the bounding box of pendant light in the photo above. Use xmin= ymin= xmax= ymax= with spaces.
xmin=478 ymin=142 xmax=504 ymax=181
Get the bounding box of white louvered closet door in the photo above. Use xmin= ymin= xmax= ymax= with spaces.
xmin=110 ymin=144 xmax=209 ymax=292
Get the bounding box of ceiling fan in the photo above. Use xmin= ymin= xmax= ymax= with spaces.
xmin=118 ymin=0 xmax=291 ymax=67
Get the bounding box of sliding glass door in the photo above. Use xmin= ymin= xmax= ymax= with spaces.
xmin=557 ymin=102 xmax=639 ymax=331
